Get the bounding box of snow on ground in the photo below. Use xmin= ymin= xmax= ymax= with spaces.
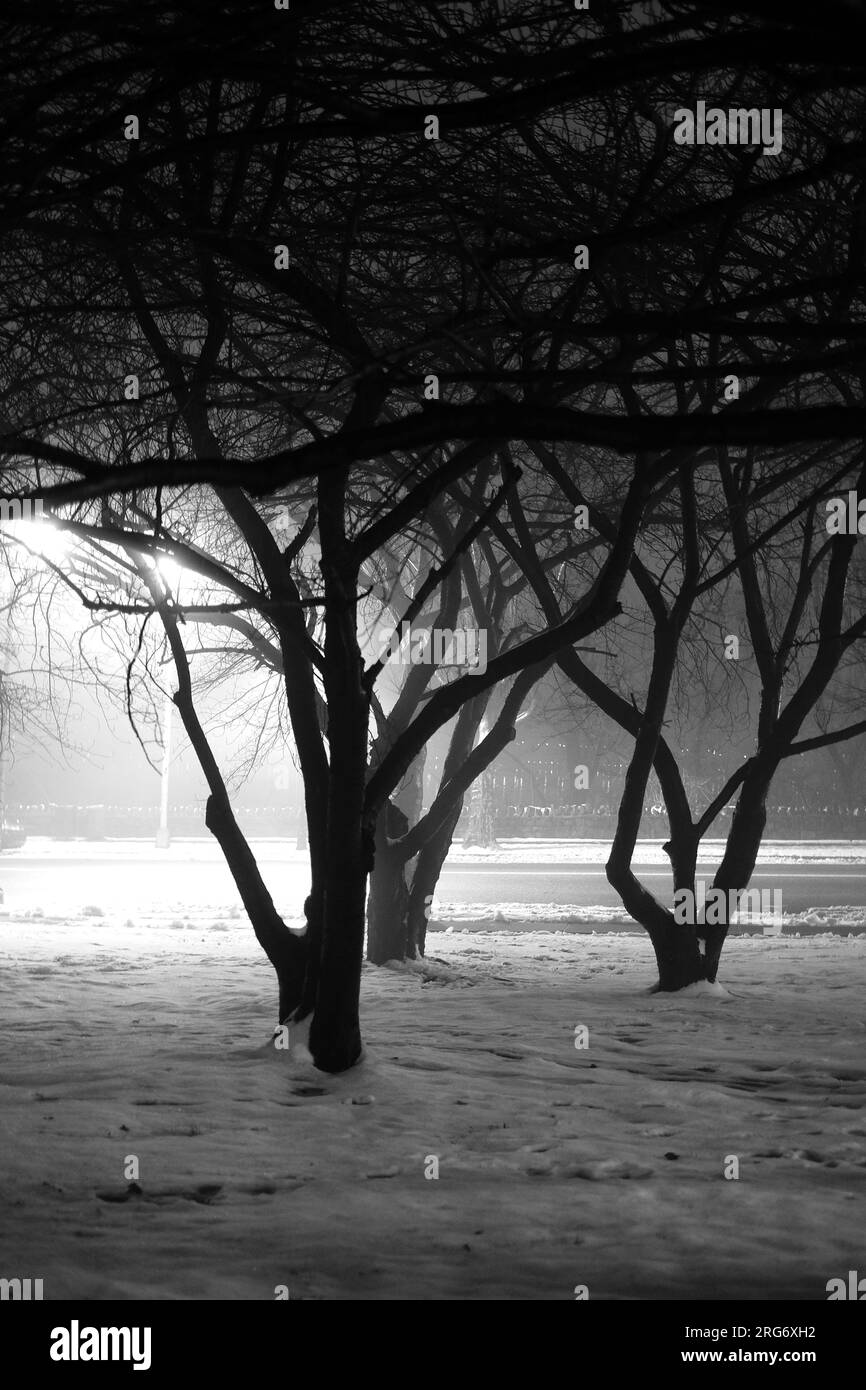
xmin=428 ymin=902 xmax=866 ymax=934
xmin=9 ymin=834 xmax=866 ymax=865
xmin=0 ymin=901 xmax=863 ymax=1301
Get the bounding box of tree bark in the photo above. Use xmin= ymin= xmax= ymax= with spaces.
xmin=407 ymin=800 xmax=463 ymax=957
xmin=366 ymin=801 xmax=411 ymax=963
xmin=707 ymin=758 xmax=778 ymax=980
xmin=367 ymin=692 xmax=489 ymax=960
xmin=648 ymin=921 xmax=707 ymax=991
xmin=309 ymin=771 xmax=367 ymax=1071
xmin=309 ymin=464 xmax=370 ymax=1072
xmin=606 ymin=622 xmax=706 ymax=989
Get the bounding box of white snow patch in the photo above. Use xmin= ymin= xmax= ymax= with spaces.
xmin=286 ymin=1012 xmax=314 ymax=1064
xmin=667 ymin=979 xmax=733 ymax=1000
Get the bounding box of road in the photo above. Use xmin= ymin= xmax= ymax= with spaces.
xmin=436 ymin=861 xmax=866 ymax=913
xmin=1 ymin=845 xmax=865 ymax=923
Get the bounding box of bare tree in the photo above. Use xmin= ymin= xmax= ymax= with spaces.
xmin=3 ymin=0 xmax=866 ymax=1067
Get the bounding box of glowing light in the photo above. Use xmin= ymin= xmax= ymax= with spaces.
xmin=155 ymin=554 xmax=183 ymax=589
xmin=4 ymin=518 xmax=71 ymax=565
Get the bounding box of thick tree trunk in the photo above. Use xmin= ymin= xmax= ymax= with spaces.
xmin=309 ymin=805 xmax=367 ymax=1072
xmin=308 ymin=692 xmax=369 ymax=1071
xmin=366 ymin=751 xmax=426 ymax=963
xmin=648 ymin=922 xmax=706 ymax=990
xmin=366 ymin=802 xmax=411 ymax=963
xmin=558 ymin=639 xmax=711 ymax=987
xmin=367 ymin=695 xmax=486 ymax=962
xmin=707 ymin=759 xmax=778 ymax=981
xmin=654 ymin=826 xmax=705 ymax=987
xmin=310 ymin=464 xmax=371 ymax=1073
xmin=663 ymin=831 xmax=698 ymax=895
xmin=407 ymin=800 xmax=463 ymax=957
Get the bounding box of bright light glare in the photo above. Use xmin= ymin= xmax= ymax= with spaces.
xmin=155 ymin=554 xmax=183 ymax=589
xmin=4 ymin=519 xmax=71 ymax=565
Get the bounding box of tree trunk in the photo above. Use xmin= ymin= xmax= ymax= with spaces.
xmin=137 ymin=552 xmax=312 ymax=1024
xmin=462 ymin=718 xmax=498 ymax=848
xmin=205 ymin=793 xmax=307 ymax=1019
xmin=657 ymin=818 xmax=705 ymax=987
xmin=407 ymin=800 xmax=463 ymax=957
xmin=209 ymin=483 xmax=329 ymax=1021
xmin=365 ymin=749 xmax=426 ymax=962
xmin=646 ymin=921 xmax=706 ymax=990
xmin=606 ymin=623 xmax=706 ymax=990
xmin=393 ymin=747 xmax=425 ymax=826
xmin=309 ymin=465 xmax=370 ymax=1073
xmin=308 ymin=692 xmax=369 ymax=1072
xmin=296 ymin=822 xmax=325 ymax=1017
xmin=366 ymin=802 xmax=411 ymax=963
xmin=707 ymin=759 xmax=777 ymax=981
xmin=309 ymin=807 xmax=367 ymax=1072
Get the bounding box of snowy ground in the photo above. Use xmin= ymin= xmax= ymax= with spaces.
xmin=11 ymin=834 xmax=866 ymax=863
xmin=430 ymin=903 xmax=866 ymax=934
xmin=1 ymin=901 xmax=863 ymax=1300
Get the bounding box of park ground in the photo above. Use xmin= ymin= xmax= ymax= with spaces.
xmin=0 ymin=893 xmax=863 ymax=1300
